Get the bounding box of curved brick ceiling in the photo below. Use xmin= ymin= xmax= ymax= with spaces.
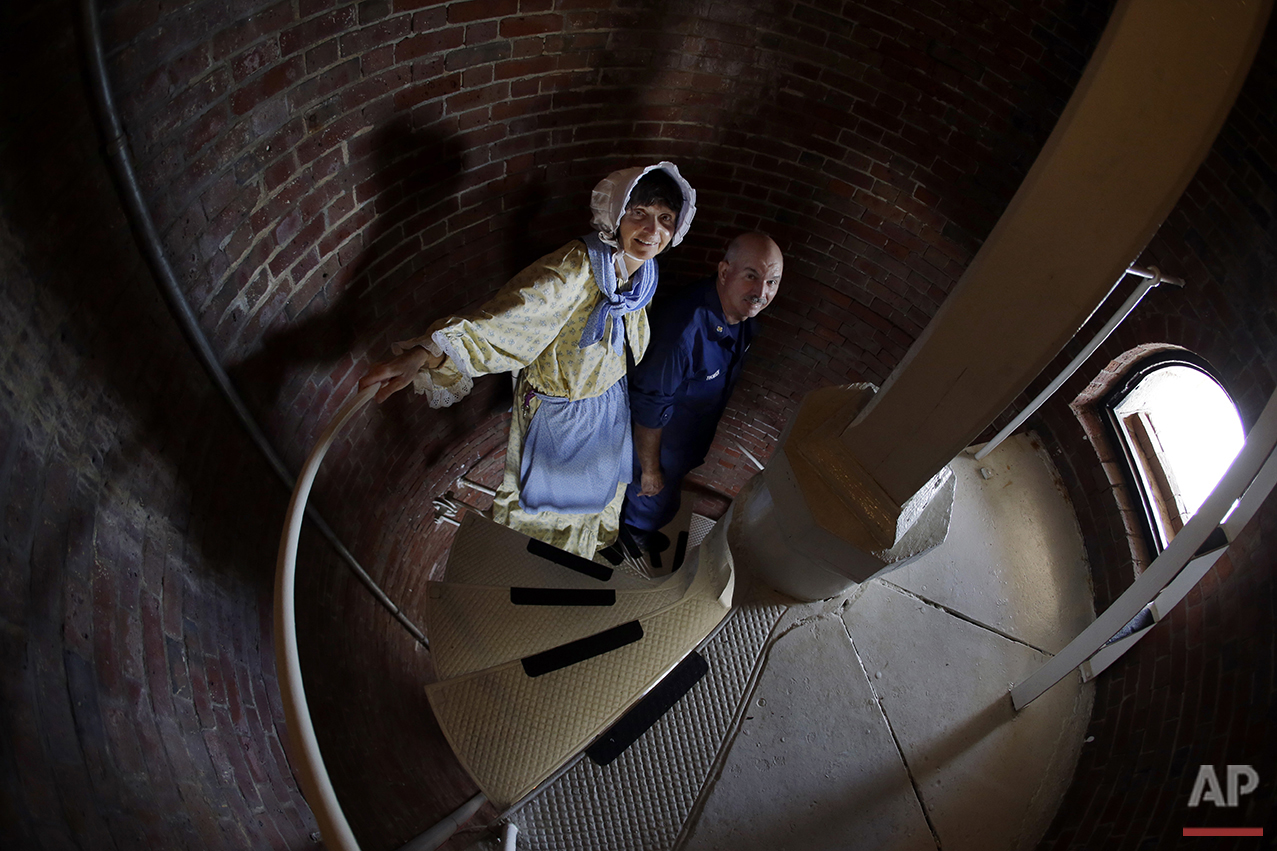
xmin=7 ymin=0 xmax=1277 ymax=849
xmin=103 ymin=0 xmax=1108 ymax=469
xmin=92 ymin=4 xmax=1114 ymax=843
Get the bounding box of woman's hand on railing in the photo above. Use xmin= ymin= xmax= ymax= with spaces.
xmin=359 ymin=347 xmax=445 ymax=403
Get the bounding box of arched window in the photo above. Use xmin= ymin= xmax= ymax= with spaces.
xmin=1103 ymin=352 xmax=1244 ymax=552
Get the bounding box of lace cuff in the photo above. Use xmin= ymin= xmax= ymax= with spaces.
xmin=390 ymin=333 xmax=474 ymax=408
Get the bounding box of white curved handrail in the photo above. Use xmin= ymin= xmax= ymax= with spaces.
xmin=1011 ymin=383 xmax=1277 ymax=709
xmin=274 ymin=385 xmax=378 ymax=851
xmin=974 ymin=266 xmax=1180 ymax=462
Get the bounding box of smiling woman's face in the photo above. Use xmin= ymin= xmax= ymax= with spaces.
xmin=618 ymin=202 xmax=677 ymax=263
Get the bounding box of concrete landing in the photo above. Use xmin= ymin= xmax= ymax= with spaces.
xmin=848 ymin=581 xmax=1091 ymax=850
xmin=680 ymin=614 xmax=934 ymax=851
xmin=888 ymin=434 xmax=1094 ymax=654
xmin=678 ymin=433 xmax=1095 ymax=851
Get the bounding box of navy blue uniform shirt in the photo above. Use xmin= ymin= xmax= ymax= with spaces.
xmin=629 ymin=278 xmax=755 ymax=473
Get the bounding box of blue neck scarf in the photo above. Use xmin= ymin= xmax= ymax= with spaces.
xmin=579 ymin=233 xmax=659 ymax=353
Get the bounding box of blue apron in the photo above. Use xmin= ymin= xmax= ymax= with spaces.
xmin=518 ymin=378 xmax=632 ymax=515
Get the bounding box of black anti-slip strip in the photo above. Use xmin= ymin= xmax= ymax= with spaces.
xmin=586 ymin=651 xmax=709 ymax=766
xmin=521 ymin=621 xmax=643 ymax=678
xmin=526 ymin=538 xmax=613 ymax=581
xmin=597 ymin=543 xmax=623 ymax=566
xmin=671 ymin=530 xmax=689 ymax=572
xmin=510 ymin=587 xmax=616 ymax=607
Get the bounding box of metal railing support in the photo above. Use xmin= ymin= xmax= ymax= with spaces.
xmin=974 ymin=266 xmax=1183 ymax=461
xmin=1011 ymin=383 xmax=1277 ymax=710
xmin=397 ymin=793 xmax=489 ymax=851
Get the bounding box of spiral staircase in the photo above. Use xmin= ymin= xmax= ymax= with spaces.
xmin=276 ymin=386 xmax=1106 ymax=851
xmin=423 ymin=508 xmax=735 ymax=808
xmin=275 ymin=386 xmax=789 ymax=849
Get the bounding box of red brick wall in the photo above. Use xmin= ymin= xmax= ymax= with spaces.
xmin=1024 ymin=21 xmax=1277 ymax=849
xmin=95 ymin=0 xmax=1109 ymax=555
xmin=41 ymin=0 xmax=1277 ymax=848
xmin=0 ymin=2 xmax=320 ymax=847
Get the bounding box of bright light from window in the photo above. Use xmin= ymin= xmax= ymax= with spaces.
xmin=1114 ymin=366 xmax=1244 ymax=522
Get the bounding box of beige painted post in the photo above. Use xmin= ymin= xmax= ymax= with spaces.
xmin=737 ymin=0 xmax=1272 ymax=599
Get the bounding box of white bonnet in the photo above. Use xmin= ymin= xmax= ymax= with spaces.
xmin=589 ymin=162 xmax=697 ymax=249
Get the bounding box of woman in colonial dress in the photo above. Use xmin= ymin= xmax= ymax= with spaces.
xmin=360 ymin=163 xmax=697 ymax=558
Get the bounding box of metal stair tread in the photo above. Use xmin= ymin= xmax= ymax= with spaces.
xmin=426 ymin=571 xmax=698 ymax=679
xmin=505 ymin=596 xmax=789 ymax=851
xmin=426 ymin=528 xmax=735 ymax=808
xmin=443 ymin=512 xmax=655 ymax=590
xmin=426 ymin=589 xmax=730 ymax=808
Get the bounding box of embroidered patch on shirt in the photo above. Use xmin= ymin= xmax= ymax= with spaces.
xmin=704 ymin=369 xmax=721 ymax=380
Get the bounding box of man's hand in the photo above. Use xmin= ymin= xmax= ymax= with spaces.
xmin=359 ymin=347 xmax=444 ymax=403
xmin=638 ymin=467 xmax=664 ymax=497
xmin=633 ymin=423 xmax=664 ymax=496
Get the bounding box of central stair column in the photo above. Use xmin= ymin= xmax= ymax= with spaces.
xmin=731 ymin=0 xmax=1271 ymax=601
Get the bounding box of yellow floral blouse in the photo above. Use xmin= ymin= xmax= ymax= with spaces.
xmin=396 ymin=241 xmax=650 ymax=403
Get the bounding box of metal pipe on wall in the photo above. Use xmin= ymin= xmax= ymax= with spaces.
xmin=80 ymin=0 xmax=427 ymax=647
xmin=973 ymin=265 xmax=1183 ymax=461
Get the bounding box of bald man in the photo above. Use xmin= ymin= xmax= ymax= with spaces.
xmin=616 ymin=232 xmax=783 ymax=559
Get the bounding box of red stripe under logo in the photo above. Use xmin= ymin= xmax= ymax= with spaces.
xmin=1183 ymin=828 xmax=1263 ymax=837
